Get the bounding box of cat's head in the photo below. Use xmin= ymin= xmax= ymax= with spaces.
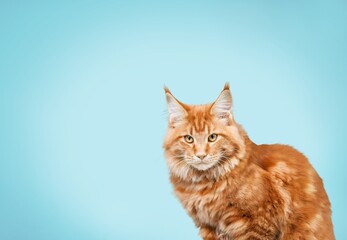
xmin=163 ymin=84 xmax=246 ymax=180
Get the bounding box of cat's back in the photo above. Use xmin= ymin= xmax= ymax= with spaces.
xmin=252 ymin=143 xmax=326 ymax=196
xmin=252 ymin=143 xmax=311 ymax=175
xmin=251 ymin=143 xmax=334 ymax=239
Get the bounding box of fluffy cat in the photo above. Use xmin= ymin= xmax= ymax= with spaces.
xmin=163 ymin=84 xmax=334 ymax=240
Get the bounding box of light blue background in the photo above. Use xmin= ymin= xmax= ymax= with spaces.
xmin=1 ymin=1 xmax=346 ymax=239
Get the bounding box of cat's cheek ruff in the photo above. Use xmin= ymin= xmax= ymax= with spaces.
xmin=164 ymin=151 xmax=192 ymax=180
xmin=210 ymin=157 xmax=241 ymax=180
xmin=229 ymin=125 xmax=246 ymax=160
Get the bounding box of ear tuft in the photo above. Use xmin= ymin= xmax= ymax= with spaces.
xmin=164 ymin=85 xmax=171 ymax=94
xmin=223 ymin=82 xmax=230 ymax=91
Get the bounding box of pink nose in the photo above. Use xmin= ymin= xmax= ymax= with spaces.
xmin=196 ymin=154 xmax=207 ymax=160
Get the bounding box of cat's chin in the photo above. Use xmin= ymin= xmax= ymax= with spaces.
xmin=190 ymin=162 xmax=216 ymax=171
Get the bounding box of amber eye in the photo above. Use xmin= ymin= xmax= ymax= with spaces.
xmin=184 ymin=135 xmax=194 ymax=143
xmin=208 ymin=133 xmax=218 ymax=142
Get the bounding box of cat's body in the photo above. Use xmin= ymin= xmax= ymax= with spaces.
xmin=163 ymin=84 xmax=334 ymax=240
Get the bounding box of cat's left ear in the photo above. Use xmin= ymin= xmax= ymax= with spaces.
xmin=210 ymin=83 xmax=233 ymax=123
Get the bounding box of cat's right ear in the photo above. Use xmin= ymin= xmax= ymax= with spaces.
xmin=210 ymin=83 xmax=233 ymax=124
xmin=164 ymin=87 xmax=187 ymax=126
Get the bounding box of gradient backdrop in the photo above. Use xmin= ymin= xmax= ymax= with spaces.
xmin=1 ymin=1 xmax=346 ymax=239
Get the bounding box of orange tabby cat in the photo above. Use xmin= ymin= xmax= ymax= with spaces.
xmin=163 ymin=84 xmax=334 ymax=240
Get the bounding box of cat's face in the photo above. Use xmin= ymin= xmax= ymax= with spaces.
xmin=163 ymin=84 xmax=246 ymax=180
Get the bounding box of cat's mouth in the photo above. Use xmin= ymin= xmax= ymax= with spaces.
xmin=188 ymin=157 xmax=218 ymax=171
xmin=184 ymin=155 xmax=221 ymax=171
xmin=190 ymin=161 xmax=216 ymax=171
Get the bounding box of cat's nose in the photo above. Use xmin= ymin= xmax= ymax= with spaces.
xmin=196 ymin=154 xmax=207 ymax=160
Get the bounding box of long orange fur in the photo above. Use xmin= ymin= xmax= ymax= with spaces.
xmin=163 ymin=84 xmax=334 ymax=240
